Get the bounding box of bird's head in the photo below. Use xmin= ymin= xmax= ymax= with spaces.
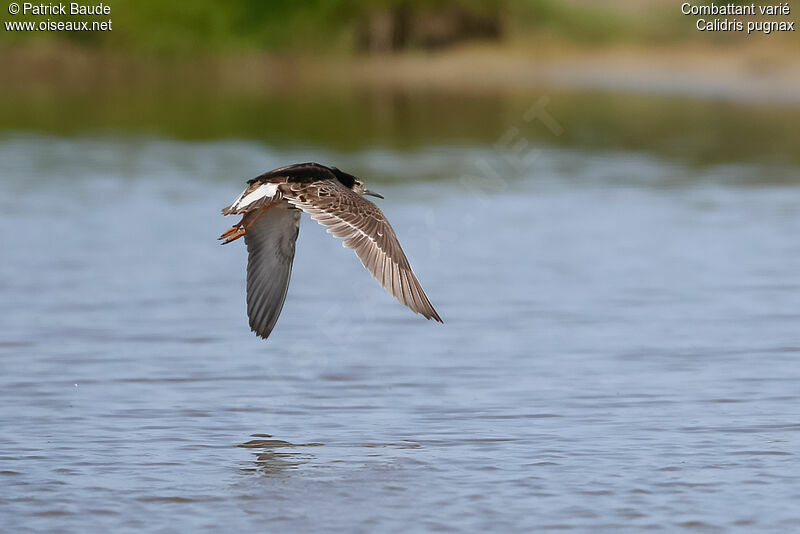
xmin=353 ymin=179 xmax=384 ymax=199
xmin=330 ymin=166 xmax=384 ymax=199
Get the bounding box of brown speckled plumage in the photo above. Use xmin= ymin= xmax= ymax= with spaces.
xmin=220 ymin=162 xmax=442 ymax=339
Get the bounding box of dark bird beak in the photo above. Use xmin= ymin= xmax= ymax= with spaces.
xmin=363 ymin=189 xmax=384 ymax=199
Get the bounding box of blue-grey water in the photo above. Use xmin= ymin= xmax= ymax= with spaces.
xmin=2 ymin=134 xmax=800 ymax=532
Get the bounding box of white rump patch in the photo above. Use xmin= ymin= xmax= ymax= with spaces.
xmin=235 ymin=183 xmax=279 ymax=210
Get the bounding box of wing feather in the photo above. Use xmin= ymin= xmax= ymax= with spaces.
xmin=243 ymin=204 xmax=301 ymax=338
xmin=282 ymin=179 xmax=442 ymax=322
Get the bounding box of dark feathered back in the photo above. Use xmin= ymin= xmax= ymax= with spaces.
xmin=328 ymin=167 xmax=358 ymax=189
xmin=248 ymin=162 xmax=358 ymax=189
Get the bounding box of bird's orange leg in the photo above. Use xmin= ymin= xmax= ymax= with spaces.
xmin=218 ymin=204 xmax=275 ymax=244
xmin=218 ymin=222 xmax=247 ymax=244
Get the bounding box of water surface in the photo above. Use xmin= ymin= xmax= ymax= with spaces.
xmin=1 ymin=90 xmax=800 ymax=532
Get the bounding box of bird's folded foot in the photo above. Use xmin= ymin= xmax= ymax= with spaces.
xmin=219 ymin=224 xmax=246 ymax=244
xmin=219 ymin=205 xmax=275 ymax=244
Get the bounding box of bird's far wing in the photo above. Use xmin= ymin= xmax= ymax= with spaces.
xmin=243 ymin=203 xmax=301 ymax=339
xmin=282 ymin=179 xmax=442 ymax=322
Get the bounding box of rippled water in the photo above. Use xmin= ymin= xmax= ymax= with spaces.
xmin=2 ymin=135 xmax=800 ymax=532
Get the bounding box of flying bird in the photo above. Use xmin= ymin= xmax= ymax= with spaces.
xmin=219 ymin=162 xmax=442 ymax=339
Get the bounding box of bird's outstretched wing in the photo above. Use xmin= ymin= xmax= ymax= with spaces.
xmin=281 ymin=179 xmax=442 ymax=322
xmin=243 ymin=203 xmax=301 ymax=338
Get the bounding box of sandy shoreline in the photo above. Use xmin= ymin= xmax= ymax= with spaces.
xmin=346 ymin=41 xmax=800 ymax=104
xmin=2 ymin=41 xmax=799 ymax=104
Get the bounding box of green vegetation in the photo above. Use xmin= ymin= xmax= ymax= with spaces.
xmin=1 ymin=0 xmax=736 ymax=55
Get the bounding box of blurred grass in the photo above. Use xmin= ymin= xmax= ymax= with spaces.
xmin=1 ymin=0 xmax=349 ymax=53
xmin=5 ymin=0 xmax=787 ymax=55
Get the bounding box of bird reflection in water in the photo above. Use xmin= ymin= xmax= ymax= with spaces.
xmin=237 ymin=434 xmax=323 ymax=476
